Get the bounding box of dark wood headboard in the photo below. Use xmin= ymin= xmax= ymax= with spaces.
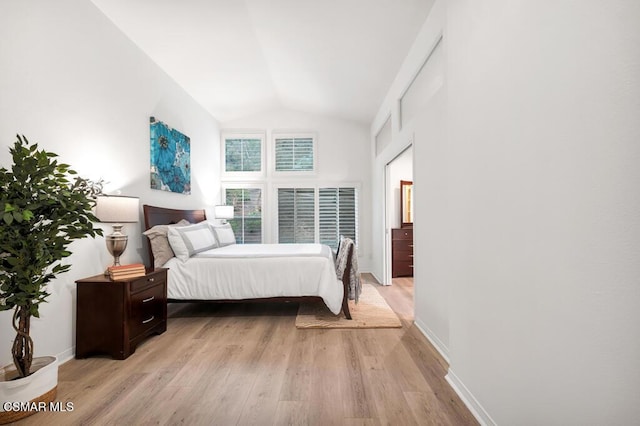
xmin=142 ymin=204 xmax=207 ymax=267
xmin=143 ymin=205 xmax=207 ymax=230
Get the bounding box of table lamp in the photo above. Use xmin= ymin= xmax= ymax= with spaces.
xmin=214 ymin=205 xmax=234 ymax=224
xmin=95 ymin=195 xmax=139 ymax=272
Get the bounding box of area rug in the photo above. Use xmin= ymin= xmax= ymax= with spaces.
xmin=296 ymin=283 xmax=402 ymax=329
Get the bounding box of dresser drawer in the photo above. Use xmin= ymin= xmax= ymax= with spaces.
xmin=392 ymin=250 xmax=414 ymax=262
xmin=393 ymin=260 xmax=414 ymax=277
xmin=392 ymin=228 xmax=413 ymax=240
xmin=130 ymin=283 xmax=165 ymax=337
xmin=393 ymin=239 xmax=414 ymax=252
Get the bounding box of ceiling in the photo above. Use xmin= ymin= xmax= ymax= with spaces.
xmin=91 ymin=0 xmax=434 ymax=124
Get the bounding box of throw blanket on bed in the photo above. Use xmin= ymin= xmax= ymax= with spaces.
xmin=336 ymin=236 xmax=361 ymax=303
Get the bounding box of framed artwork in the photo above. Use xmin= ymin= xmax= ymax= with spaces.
xmin=150 ymin=117 xmax=191 ymax=194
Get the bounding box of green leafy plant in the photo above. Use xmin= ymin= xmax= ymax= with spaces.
xmin=0 ymin=135 xmax=103 ymax=378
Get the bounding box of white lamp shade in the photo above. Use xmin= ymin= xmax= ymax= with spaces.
xmin=214 ymin=205 xmax=234 ymax=220
xmin=95 ymin=195 xmax=139 ymax=223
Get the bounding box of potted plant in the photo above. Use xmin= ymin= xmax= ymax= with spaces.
xmin=0 ymin=135 xmax=103 ymax=423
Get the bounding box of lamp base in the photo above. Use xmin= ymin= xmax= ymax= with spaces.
xmin=104 ymin=227 xmax=129 ymax=275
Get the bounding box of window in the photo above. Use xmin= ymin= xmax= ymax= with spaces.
xmin=399 ymin=36 xmax=443 ymax=129
xmin=375 ymin=115 xmax=392 ymax=156
xmin=274 ymin=134 xmax=316 ymax=172
xmin=221 ymin=133 xmax=264 ymax=178
xmin=224 ymin=187 xmax=263 ymax=244
xmin=277 ymin=186 xmax=358 ymax=249
xmin=319 ymin=187 xmax=358 ymax=249
xmin=219 ymin=128 xmax=359 ymax=249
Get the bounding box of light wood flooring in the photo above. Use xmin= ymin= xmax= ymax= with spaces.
xmin=15 ymin=275 xmax=477 ymax=425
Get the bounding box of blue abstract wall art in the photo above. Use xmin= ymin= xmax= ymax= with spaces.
xmin=150 ymin=117 xmax=191 ymax=194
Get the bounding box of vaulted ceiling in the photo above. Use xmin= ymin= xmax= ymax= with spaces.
xmin=91 ymin=0 xmax=434 ymax=124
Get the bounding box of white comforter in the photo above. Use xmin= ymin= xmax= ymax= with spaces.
xmin=163 ymin=244 xmax=343 ymax=314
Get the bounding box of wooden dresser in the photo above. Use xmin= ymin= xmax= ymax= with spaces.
xmin=75 ymin=268 xmax=168 ymax=360
xmin=392 ymin=228 xmax=414 ymax=277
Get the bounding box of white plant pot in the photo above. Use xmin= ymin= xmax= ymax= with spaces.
xmin=0 ymin=356 xmax=58 ymax=424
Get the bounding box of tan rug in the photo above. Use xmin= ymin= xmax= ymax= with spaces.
xmin=296 ymin=283 xmax=402 ymax=329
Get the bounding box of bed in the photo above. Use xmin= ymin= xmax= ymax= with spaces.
xmin=142 ymin=204 xmax=354 ymax=319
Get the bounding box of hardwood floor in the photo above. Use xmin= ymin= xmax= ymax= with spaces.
xmin=16 ymin=275 xmax=477 ymax=425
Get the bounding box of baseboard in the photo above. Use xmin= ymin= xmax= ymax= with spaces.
xmin=445 ymin=369 xmax=497 ymax=426
xmin=369 ymin=271 xmax=389 ymax=286
xmin=414 ymin=322 xmax=494 ymax=425
xmin=56 ymin=346 xmax=75 ymax=366
xmin=413 ymin=318 xmax=450 ymax=363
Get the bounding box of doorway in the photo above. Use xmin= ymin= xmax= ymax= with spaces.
xmin=384 ymin=146 xmax=413 ymax=286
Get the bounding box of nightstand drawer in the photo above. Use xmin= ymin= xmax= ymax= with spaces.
xmin=131 ymin=273 xmax=165 ymax=293
xmin=130 ymin=283 xmax=165 ymax=337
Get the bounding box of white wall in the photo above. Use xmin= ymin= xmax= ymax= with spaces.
xmin=222 ymin=108 xmax=372 ymax=270
xmin=0 ymin=0 xmax=220 ymax=366
xmin=372 ymin=0 xmax=640 ymax=424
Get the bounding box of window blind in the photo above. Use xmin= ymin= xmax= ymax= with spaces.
xmin=274 ymin=137 xmax=314 ymax=171
xmin=278 ymin=188 xmax=315 ymax=243
xmin=319 ymin=187 xmax=357 ymax=250
xmin=276 ymin=187 xmax=358 ymax=248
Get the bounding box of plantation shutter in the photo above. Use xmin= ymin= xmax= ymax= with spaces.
xmin=274 ymin=137 xmax=314 ymax=171
xmin=278 ymin=188 xmax=315 ymax=243
xmin=225 ymin=138 xmax=261 ymax=172
xmin=319 ymin=187 xmax=357 ymax=250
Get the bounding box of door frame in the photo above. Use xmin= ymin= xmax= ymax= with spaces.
xmin=383 ymin=145 xmax=413 ymax=285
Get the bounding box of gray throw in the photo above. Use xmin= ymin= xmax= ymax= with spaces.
xmin=336 ymin=236 xmax=361 ymax=303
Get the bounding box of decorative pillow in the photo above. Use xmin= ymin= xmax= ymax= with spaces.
xmin=211 ymin=223 xmax=236 ymax=246
xmin=168 ymin=222 xmax=218 ymax=261
xmin=143 ymin=219 xmax=190 ymax=267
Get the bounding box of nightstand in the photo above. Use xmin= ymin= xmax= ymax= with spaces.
xmin=75 ymin=268 xmax=168 ymax=360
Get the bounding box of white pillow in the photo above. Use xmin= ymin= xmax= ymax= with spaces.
xmin=168 ymin=222 xmax=218 ymax=261
xmin=143 ymin=219 xmax=191 ymax=267
xmin=212 ymin=223 xmax=236 ymax=246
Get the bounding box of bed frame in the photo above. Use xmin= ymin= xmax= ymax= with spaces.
xmin=142 ymin=204 xmax=353 ymax=319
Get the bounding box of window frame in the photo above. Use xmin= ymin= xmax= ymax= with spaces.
xmin=222 ymin=183 xmax=265 ymax=244
xmin=221 ymin=131 xmax=266 ymax=180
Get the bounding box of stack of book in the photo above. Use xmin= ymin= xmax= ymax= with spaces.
xmin=108 ymin=263 xmax=146 ymax=281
